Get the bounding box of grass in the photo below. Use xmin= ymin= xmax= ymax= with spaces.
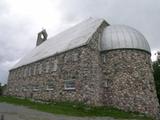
xmin=0 ymin=96 xmax=154 ymax=120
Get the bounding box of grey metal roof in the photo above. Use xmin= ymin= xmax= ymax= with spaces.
xmin=101 ymin=25 xmax=151 ymax=53
xmin=12 ymin=18 xmax=105 ymax=69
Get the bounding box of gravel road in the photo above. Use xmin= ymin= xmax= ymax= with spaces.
xmin=0 ymin=103 xmax=116 ymax=120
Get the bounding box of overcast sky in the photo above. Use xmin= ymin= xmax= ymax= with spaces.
xmin=0 ymin=0 xmax=160 ymax=84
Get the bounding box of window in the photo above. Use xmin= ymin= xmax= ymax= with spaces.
xmin=46 ymin=80 xmax=54 ymax=91
xmin=24 ymin=67 xmax=28 ymax=77
xmin=15 ymin=88 xmax=19 ymax=92
xmin=38 ymin=63 xmax=42 ymax=74
xmin=22 ymin=86 xmax=27 ymax=92
xmin=51 ymin=59 xmax=58 ymax=72
xmin=102 ymin=55 xmax=106 ymax=63
xmin=46 ymin=85 xmax=54 ymax=91
xmin=64 ymin=80 xmax=75 ymax=90
xmin=103 ymin=81 xmax=108 ymax=88
xmin=8 ymin=88 xmax=12 ymax=92
xmin=16 ymin=69 xmax=19 ymax=78
xmin=33 ymin=85 xmax=39 ymax=92
xmin=33 ymin=64 xmax=37 ymax=75
xmin=12 ymin=71 xmax=15 ymax=78
xmin=73 ymin=53 xmax=79 ymax=61
xmin=64 ymin=55 xmax=68 ymax=63
xmin=28 ymin=66 xmax=31 ymax=76
xmin=9 ymin=71 xmax=14 ymax=79
xmin=45 ymin=61 xmax=50 ymax=73
xmin=14 ymin=70 xmax=17 ymax=78
xmin=19 ymin=68 xmax=22 ymax=78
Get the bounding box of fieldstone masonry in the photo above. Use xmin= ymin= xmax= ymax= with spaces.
xmin=7 ymin=45 xmax=102 ymax=104
xmin=101 ymin=50 xmax=159 ymax=118
xmin=7 ymin=19 xmax=160 ymax=119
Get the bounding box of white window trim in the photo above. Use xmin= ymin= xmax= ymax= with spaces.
xmin=32 ymin=84 xmax=40 ymax=92
xmin=8 ymin=88 xmax=12 ymax=92
xmin=103 ymin=81 xmax=108 ymax=88
xmin=64 ymin=80 xmax=76 ymax=90
xmin=45 ymin=61 xmax=50 ymax=73
xmin=22 ymin=88 xmax=27 ymax=92
xmin=73 ymin=53 xmax=79 ymax=61
xmin=46 ymin=84 xmax=54 ymax=91
xmin=53 ymin=60 xmax=58 ymax=72
xmin=64 ymin=87 xmax=75 ymax=90
xmin=33 ymin=88 xmax=39 ymax=92
xmin=103 ymin=55 xmax=106 ymax=63
xmin=46 ymin=88 xmax=54 ymax=91
xmin=15 ymin=88 xmax=19 ymax=92
xmin=38 ymin=64 xmax=42 ymax=74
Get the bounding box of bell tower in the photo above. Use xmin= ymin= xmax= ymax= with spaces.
xmin=36 ymin=29 xmax=48 ymax=46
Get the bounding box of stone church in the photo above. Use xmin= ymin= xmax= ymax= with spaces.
xmin=7 ymin=18 xmax=159 ymax=118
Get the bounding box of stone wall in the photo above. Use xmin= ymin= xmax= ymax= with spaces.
xmin=7 ymin=46 xmax=99 ymax=104
xmin=100 ymin=49 xmax=159 ymax=118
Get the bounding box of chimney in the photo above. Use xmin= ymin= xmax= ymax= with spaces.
xmin=36 ymin=29 xmax=48 ymax=46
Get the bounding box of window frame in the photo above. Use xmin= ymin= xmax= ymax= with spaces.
xmin=32 ymin=85 xmax=39 ymax=92
xmin=46 ymin=85 xmax=54 ymax=91
xmin=46 ymin=80 xmax=54 ymax=91
xmin=64 ymin=79 xmax=76 ymax=90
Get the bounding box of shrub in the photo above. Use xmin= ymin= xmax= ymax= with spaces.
xmin=153 ymin=60 xmax=160 ymax=103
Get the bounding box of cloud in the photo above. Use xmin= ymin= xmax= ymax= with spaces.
xmin=0 ymin=59 xmax=20 ymax=84
xmin=0 ymin=0 xmax=36 ymax=83
xmin=58 ymin=0 xmax=160 ymax=50
xmin=0 ymin=0 xmax=160 ymax=84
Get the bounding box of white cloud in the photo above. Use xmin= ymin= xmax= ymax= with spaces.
xmin=1 ymin=59 xmax=20 ymax=69
xmin=0 ymin=0 xmax=160 ymax=83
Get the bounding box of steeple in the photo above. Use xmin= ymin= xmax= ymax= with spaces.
xmin=36 ymin=29 xmax=48 ymax=46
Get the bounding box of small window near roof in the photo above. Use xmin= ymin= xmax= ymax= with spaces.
xmin=24 ymin=67 xmax=28 ymax=77
xmin=28 ymin=66 xmax=31 ymax=76
xmin=52 ymin=59 xmax=58 ymax=72
xmin=73 ymin=53 xmax=79 ymax=61
xmin=33 ymin=64 xmax=37 ymax=75
xmin=19 ymin=68 xmax=21 ymax=78
xmin=45 ymin=61 xmax=50 ymax=73
xmin=102 ymin=55 xmax=106 ymax=63
xmin=64 ymin=80 xmax=75 ymax=90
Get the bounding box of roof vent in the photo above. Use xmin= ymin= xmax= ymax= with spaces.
xmin=36 ymin=29 xmax=48 ymax=46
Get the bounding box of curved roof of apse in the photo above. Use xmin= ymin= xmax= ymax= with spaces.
xmin=101 ymin=25 xmax=151 ymax=53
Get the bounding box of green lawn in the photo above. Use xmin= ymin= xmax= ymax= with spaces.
xmin=0 ymin=96 xmax=153 ymax=120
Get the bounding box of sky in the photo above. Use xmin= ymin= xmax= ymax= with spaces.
xmin=0 ymin=0 xmax=160 ymax=84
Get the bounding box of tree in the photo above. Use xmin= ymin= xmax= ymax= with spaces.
xmin=0 ymin=83 xmax=2 ymax=96
xmin=153 ymin=60 xmax=160 ymax=103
